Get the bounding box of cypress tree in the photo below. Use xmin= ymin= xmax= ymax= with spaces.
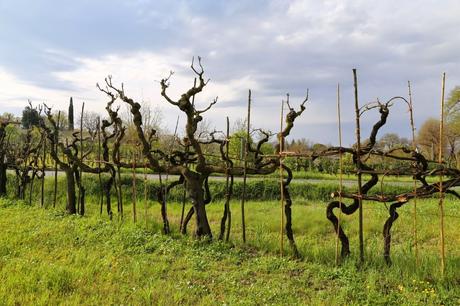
xmin=68 ymin=97 xmax=74 ymax=131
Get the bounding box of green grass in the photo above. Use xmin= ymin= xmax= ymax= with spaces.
xmin=0 ymin=195 xmax=458 ymax=305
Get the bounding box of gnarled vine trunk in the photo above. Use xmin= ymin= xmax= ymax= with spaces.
xmin=185 ymin=171 xmax=212 ymax=237
xmin=65 ymin=168 xmax=77 ymax=214
xmin=0 ymin=162 xmax=6 ymax=196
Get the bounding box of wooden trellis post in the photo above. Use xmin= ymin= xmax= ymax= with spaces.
xmin=132 ymin=149 xmax=137 ymax=223
xmin=225 ymin=116 xmax=232 ymax=241
xmin=335 ymin=83 xmax=343 ymax=265
xmin=179 ymin=145 xmax=188 ymax=233
xmin=438 ymin=72 xmax=446 ymax=276
xmin=279 ymin=98 xmax=285 ymax=256
xmin=41 ymin=136 xmax=46 ymax=208
xmin=407 ymin=81 xmax=419 ymax=266
xmin=78 ymin=102 xmax=85 ymax=215
xmin=97 ymin=117 xmax=103 ymax=215
xmin=53 ymin=111 xmax=61 ymax=208
xmin=116 ymin=156 xmax=124 ymax=219
xmin=144 ymin=160 xmax=148 ymax=227
xmin=353 ymin=69 xmax=365 ymax=264
xmin=241 ymin=89 xmax=251 ymax=243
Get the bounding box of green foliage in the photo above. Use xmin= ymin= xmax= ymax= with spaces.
xmin=21 ymin=105 xmax=41 ymax=129
xmin=446 ymin=86 xmax=460 ymax=130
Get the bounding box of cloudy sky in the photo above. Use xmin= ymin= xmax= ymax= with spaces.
xmin=0 ymin=0 xmax=459 ymax=144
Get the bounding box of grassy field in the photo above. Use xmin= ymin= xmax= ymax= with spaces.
xmin=0 ymin=195 xmax=458 ymax=305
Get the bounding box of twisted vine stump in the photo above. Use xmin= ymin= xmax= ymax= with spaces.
xmin=181 ymin=176 xmax=211 ymax=235
xmin=277 ymin=93 xmax=308 ymax=258
xmin=281 ymin=165 xmax=300 ymax=258
xmin=98 ymin=58 xmax=307 ymax=239
xmin=158 ymin=176 xmax=185 ymax=234
xmin=383 ymin=201 xmax=406 ymax=265
xmin=322 ymin=96 xmax=390 ymax=261
xmin=327 ymin=170 xmax=378 ymax=258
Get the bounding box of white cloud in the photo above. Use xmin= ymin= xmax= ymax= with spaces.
xmin=53 ymin=51 xmax=263 ymax=133
xmin=0 ymin=67 xmax=74 ymax=112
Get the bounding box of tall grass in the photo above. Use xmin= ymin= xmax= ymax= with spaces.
xmin=0 ymin=196 xmax=458 ymax=305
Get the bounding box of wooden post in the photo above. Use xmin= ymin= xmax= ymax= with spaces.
xmin=241 ymin=89 xmax=251 ymax=243
xmin=336 ymin=83 xmax=343 ymax=265
xmin=438 ymin=72 xmax=446 ymax=276
xmin=53 ymin=111 xmax=61 ymax=208
xmin=179 ymin=146 xmax=188 ymax=233
xmin=144 ymin=160 xmax=148 ymax=227
xmin=77 ymin=102 xmax=85 ymax=214
xmin=407 ymin=81 xmax=419 ymax=266
xmin=116 ymin=154 xmax=124 ymax=219
xmin=279 ymin=98 xmax=285 ymax=256
xmin=353 ymin=69 xmax=365 ymax=264
xmin=97 ymin=117 xmax=103 ymax=215
xmin=132 ymin=150 xmax=137 ymax=223
xmin=225 ymin=116 xmax=232 ymax=241
xmin=41 ymin=136 xmax=46 ymax=207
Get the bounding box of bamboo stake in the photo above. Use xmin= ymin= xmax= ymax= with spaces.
xmin=241 ymin=89 xmax=251 ymax=243
xmin=78 ymin=102 xmax=85 ymax=214
xmin=166 ymin=116 xmax=179 ymax=212
xmin=335 ymin=83 xmax=343 ymax=265
xmin=407 ymin=81 xmax=419 ymax=266
xmin=117 ymin=164 xmax=123 ymax=219
xmin=132 ymin=150 xmax=137 ymax=223
xmin=438 ymin=72 xmax=446 ymax=276
xmin=179 ymin=145 xmax=188 ymax=233
xmin=41 ymin=136 xmax=46 ymax=208
xmin=97 ymin=117 xmax=103 ymax=215
xmin=144 ymin=160 xmax=148 ymax=227
xmin=53 ymin=111 xmax=61 ymax=208
xmin=225 ymin=116 xmax=232 ymax=242
xmin=353 ymin=69 xmax=365 ymax=264
xmin=279 ymin=98 xmax=285 ymax=256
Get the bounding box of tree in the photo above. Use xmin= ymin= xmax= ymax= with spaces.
xmin=376 ymin=133 xmax=409 ymax=151
xmin=0 ymin=119 xmax=14 ymax=196
xmin=0 ymin=114 xmax=20 ymax=196
xmin=445 ymin=86 xmax=460 ymax=167
xmin=417 ymin=118 xmax=446 ymax=160
xmin=78 ymin=111 xmax=100 ymax=138
xmin=21 ymin=102 xmax=41 ymax=129
xmin=446 ymin=86 xmax=460 ymax=129
xmin=68 ymin=97 xmax=74 ymax=131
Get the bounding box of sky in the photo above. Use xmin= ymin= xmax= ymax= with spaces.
xmin=0 ymin=0 xmax=459 ymax=145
